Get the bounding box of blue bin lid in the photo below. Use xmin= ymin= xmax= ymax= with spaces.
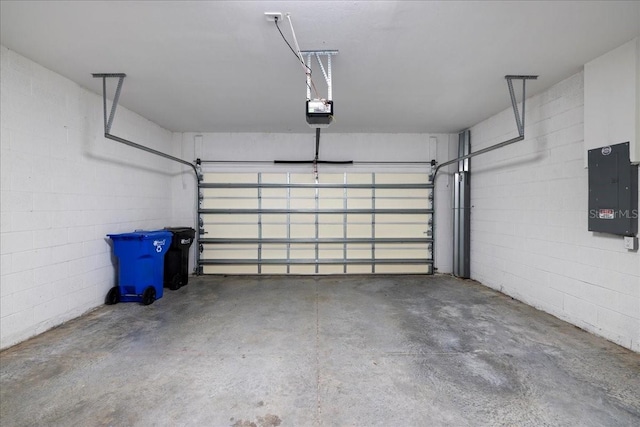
xmin=107 ymin=230 xmax=173 ymax=240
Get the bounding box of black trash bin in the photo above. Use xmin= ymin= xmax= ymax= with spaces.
xmin=163 ymin=227 xmax=195 ymax=290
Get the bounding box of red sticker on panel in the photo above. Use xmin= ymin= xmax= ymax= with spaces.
xmin=598 ymin=209 xmax=615 ymax=219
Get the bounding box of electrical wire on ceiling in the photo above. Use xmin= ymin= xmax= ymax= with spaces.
xmin=274 ymin=15 xmax=320 ymax=100
xmin=270 ymin=12 xmax=336 ymax=132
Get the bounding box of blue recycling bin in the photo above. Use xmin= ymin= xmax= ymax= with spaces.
xmin=105 ymin=230 xmax=172 ymax=305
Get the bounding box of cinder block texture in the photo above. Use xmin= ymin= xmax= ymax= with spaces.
xmin=0 ymin=46 xmax=181 ymax=349
xmin=470 ymin=71 xmax=640 ymax=352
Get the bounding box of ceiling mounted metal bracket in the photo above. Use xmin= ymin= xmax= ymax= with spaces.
xmin=429 ymin=74 xmax=537 ymax=274
xmin=92 ymin=72 xmax=202 ymax=274
xmin=92 ymin=73 xmax=126 ymax=135
xmin=505 ymin=75 xmax=538 ymax=137
xmin=300 ymin=50 xmax=338 ymax=100
xmin=91 ymin=72 xmax=199 ymax=177
xmin=433 ymin=74 xmax=538 ymax=175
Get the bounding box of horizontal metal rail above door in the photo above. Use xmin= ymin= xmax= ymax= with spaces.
xmin=200 ymin=258 xmax=434 ymax=265
xmin=199 ymin=208 xmax=434 ymax=215
xmin=200 ymin=237 xmax=433 ymax=244
xmin=200 ymin=183 xmax=434 ymax=189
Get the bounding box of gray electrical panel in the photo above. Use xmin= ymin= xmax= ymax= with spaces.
xmin=588 ymin=142 xmax=638 ymax=236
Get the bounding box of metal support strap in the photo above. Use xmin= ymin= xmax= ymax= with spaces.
xmin=315 ymin=170 xmax=320 ymax=274
xmin=301 ymin=50 xmax=338 ymax=101
xmin=92 ymin=73 xmax=200 ymax=177
xmin=286 ymin=173 xmax=291 ymax=274
xmin=108 ymin=75 xmax=125 ymax=134
xmin=433 ymin=75 xmax=537 ymax=175
xmin=93 ymin=73 xmax=125 ymax=134
xmin=505 ymin=75 xmax=536 ymax=137
xmin=343 ymin=173 xmax=348 ymax=273
xmin=93 ymin=73 xmax=202 ymax=275
xmin=258 ymin=173 xmax=263 ymax=274
xmin=430 ymin=75 xmax=537 ymax=274
xmin=371 ymin=173 xmax=376 ymax=273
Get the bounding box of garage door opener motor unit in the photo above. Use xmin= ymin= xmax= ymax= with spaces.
xmin=267 ymin=12 xmax=337 ymax=128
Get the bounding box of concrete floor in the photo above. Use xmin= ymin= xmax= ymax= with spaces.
xmin=1 ymin=275 xmax=639 ymax=427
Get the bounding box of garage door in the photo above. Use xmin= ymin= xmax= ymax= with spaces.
xmin=197 ymin=172 xmax=433 ymax=274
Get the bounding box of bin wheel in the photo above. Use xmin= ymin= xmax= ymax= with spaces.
xmin=168 ymin=273 xmax=181 ymax=291
xmin=105 ymin=287 xmax=120 ymax=305
xmin=142 ymin=287 xmax=156 ymax=306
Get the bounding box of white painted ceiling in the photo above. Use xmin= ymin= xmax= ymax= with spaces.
xmin=1 ymin=1 xmax=639 ymax=133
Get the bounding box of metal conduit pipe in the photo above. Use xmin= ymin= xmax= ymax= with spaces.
xmin=430 ymin=75 xmax=537 ymax=274
xmin=105 ymin=133 xmax=199 ymax=176
xmin=93 ymin=73 xmax=202 ymax=274
xmin=93 ymin=73 xmax=200 ymax=177
xmin=430 ymin=134 xmax=524 ymax=275
xmin=433 ymin=135 xmax=524 ymax=177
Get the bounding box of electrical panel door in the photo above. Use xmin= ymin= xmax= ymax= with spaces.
xmin=588 ymin=142 xmax=638 ymax=235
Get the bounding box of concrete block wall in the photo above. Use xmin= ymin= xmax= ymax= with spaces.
xmin=6 ymin=41 xmax=635 ymax=353
xmin=469 ymin=71 xmax=640 ymax=352
xmin=0 ymin=46 xmax=179 ymax=349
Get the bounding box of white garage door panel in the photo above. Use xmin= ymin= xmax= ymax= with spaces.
xmin=202 ymin=188 xmax=257 ymax=199
xmin=376 ymin=213 xmax=428 ymax=223
xmin=262 ymin=265 xmax=288 ymax=274
xmin=262 ymin=173 xmax=287 ymax=183
xmin=319 ymin=244 xmax=343 ymax=258
xmin=348 ymin=265 xmax=373 ymax=274
xmin=347 ymin=198 xmax=373 ymax=209
xmin=319 ymin=198 xmax=344 ymax=209
xmin=290 ymin=265 xmax=316 ymax=274
xmin=347 ymin=243 xmax=372 ymax=257
xmin=321 ymin=214 xmax=344 ymax=223
xmin=290 ymin=214 xmax=313 ymax=224
xmin=292 ymin=173 xmax=316 ymax=181
xmin=377 ymin=188 xmax=429 ymax=198
xmin=203 ymin=246 xmax=257 ymax=259
xmin=262 ymin=197 xmax=287 ymax=209
xmin=205 ymin=224 xmax=258 ymax=238
xmin=204 ymin=265 xmax=258 ymax=274
xmin=262 ymin=224 xmax=287 ymax=238
xmin=204 ymin=173 xmax=256 ymax=183
xmin=204 ymin=214 xmax=259 ymax=224
xmin=291 ymin=224 xmax=315 ymax=238
xmin=198 ymin=172 xmax=433 ymax=275
xmin=262 ymin=244 xmax=287 ymax=258
xmin=376 ymin=265 xmax=430 ymax=274
xmin=375 ymin=198 xmax=430 ymax=209
xmin=318 ymin=187 xmax=343 ymax=197
xmin=375 ymin=224 xmax=426 ymax=238
xmin=347 ymin=174 xmax=372 ymax=184
xmin=290 ymin=196 xmax=315 ymax=209
xmin=378 ymin=214 xmax=428 ymax=223
xmin=376 ymin=245 xmax=430 ymax=259
xmin=319 ymin=265 xmax=345 ymax=274
xmin=346 ymin=224 xmax=372 ymax=238
xmin=208 ymin=198 xmax=257 ymax=209
xmin=319 ymin=224 xmax=343 ymax=238
xmin=375 ymin=173 xmax=426 ymax=183
xmin=290 ymin=244 xmax=315 ymax=259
